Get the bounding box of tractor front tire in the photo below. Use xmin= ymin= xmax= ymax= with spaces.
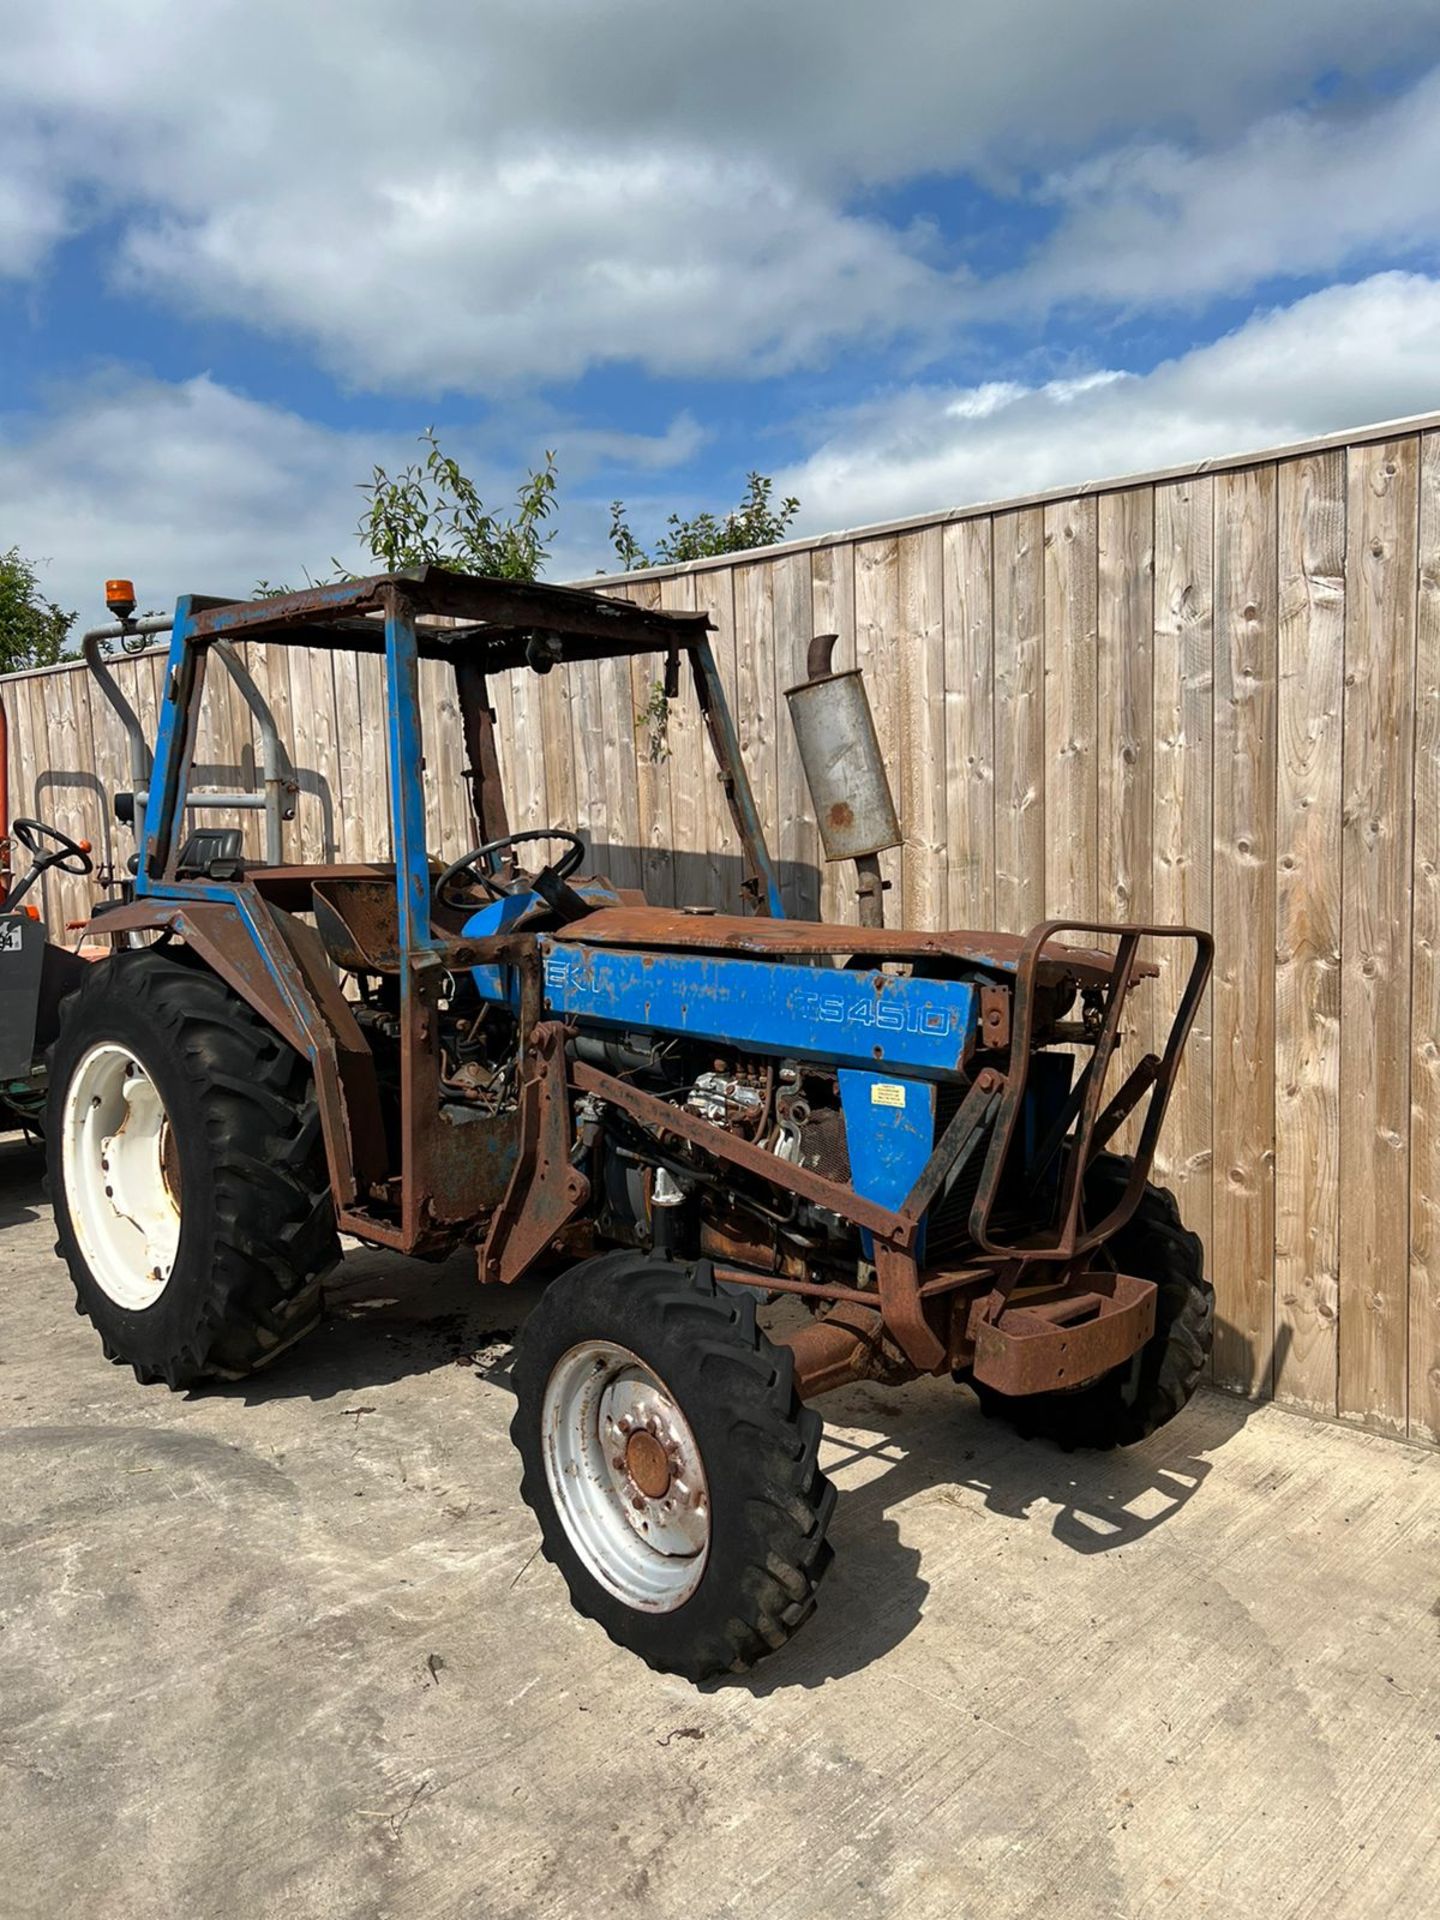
xmin=47 ymin=949 xmax=339 ymax=1388
xmin=511 ymin=1253 xmax=836 ymax=1681
xmin=968 ymin=1153 xmax=1213 ymax=1450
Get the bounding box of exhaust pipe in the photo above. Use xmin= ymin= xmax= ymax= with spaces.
xmin=784 ymin=633 xmax=901 ymax=927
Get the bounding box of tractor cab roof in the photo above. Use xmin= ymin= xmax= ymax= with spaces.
xmin=180 ymin=565 xmax=708 ymax=672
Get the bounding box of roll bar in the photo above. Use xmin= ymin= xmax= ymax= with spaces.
xmin=82 ymin=620 xmax=296 ymax=865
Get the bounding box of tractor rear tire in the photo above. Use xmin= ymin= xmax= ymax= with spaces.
xmin=511 ymin=1253 xmax=836 ymax=1681
xmin=968 ymin=1152 xmax=1212 ymax=1450
xmin=47 ymin=949 xmax=339 ymax=1388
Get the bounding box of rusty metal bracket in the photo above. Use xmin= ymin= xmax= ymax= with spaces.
xmin=479 ymin=1023 xmax=590 ymax=1286
xmin=969 ymin=1271 xmax=1157 ymax=1396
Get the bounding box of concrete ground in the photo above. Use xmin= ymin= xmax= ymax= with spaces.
xmin=1 ymin=1132 xmax=1438 ymax=1920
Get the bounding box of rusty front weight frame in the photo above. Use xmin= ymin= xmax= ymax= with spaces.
xmin=968 ymin=919 xmax=1214 ymax=1265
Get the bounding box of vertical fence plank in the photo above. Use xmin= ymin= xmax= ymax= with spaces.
xmin=1273 ymin=450 xmax=1345 ymax=1416
xmin=46 ymin=667 xmax=103 ymax=937
xmin=1152 ymin=478 xmax=1214 ymax=1259
xmin=942 ymin=518 xmax=994 ymax=930
xmin=593 ymin=612 xmax=642 ymax=891
xmin=216 ymin=655 xmax=267 ymax=864
xmin=619 ymin=580 xmax=674 ymax=906
xmin=10 ymin=673 xmax=49 ymax=922
xmin=538 ymin=655 xmax=577 ymax=865
xmin=897 ymin=527 xmax=946 ymax=929
xmin=509 ymin=657 xmax=553 ymax=841
xmin=1098 ymin=488 xmax=1154 ymax=1152
xmin=658 ymin=573 xmax=705 ymax=905
xmin=1339 ymin=438 xmax=1419 ymax=1433
xmin=992 ymin=508 xmax=1045 ymax=935
xmin=1412 ymin=431 xmax=1440 ymax=1443
xmin=854 ymin=537 xmax=904 ymax=925
xmin=191 ymin=648 xmax=243 ymax=837
xmin=296 ymin=648 xmax=343 ymax=862
xmin=85 ymin=655 xmax=136 ymax=879
xmin=1098 ymin=490 xmax=1154 ymax=928
xmin=735 ymin=562 xmax=779 ymax=910
xmin=1043 ymin=497 xmax=1098 ymax=921
xmin=1212 ymin=464 xmax=1278 ymax=1396
xmin=1 ymin=680 xmax=24 ymax=890
xmin=331 ymin=652 xmax=369 ymax=863
xmin=692 ymin=567 xmax=743 ymax=912
xmin=354 ymin=651 xmax=392 ymax=861
xmin=568 ymin=643 xmax=613 ymax=886
xmin=810 ymin=544 xmax=856 ymax=923
xmin=250 ymin=644 xmax=301 ymax=862
xmin=426 ymin=657 xmax=471 ymax=864
xmin=771 ymin=551 xmax=820 ymax=919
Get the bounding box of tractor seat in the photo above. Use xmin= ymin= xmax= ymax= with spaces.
xmin=175 ymin=828 xmax=246 ymax=880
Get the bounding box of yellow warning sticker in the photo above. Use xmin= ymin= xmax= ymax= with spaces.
xmin=870 ymin=1082 xmax=906 ymax=1108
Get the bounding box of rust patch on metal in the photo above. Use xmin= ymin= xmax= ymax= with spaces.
xmin=978 ymin=983 xmax=1011 ymax=1050
xmin=480 ymin=1023 xmax=589 ymax=1286
xmin=775 ymin=1302 xmax=914 ymax=1400
xmin=968 ymin=1270 xmax=1157 ymax=1396
xmin=625 ymin=1430 xmax=671 ymax=1499
xmin=561 ymin=905 xmax=1146 ymax=987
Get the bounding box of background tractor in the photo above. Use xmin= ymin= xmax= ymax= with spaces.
xmin=0 ymin=807 xmax=93 ymax=1135
xmin=44 ymin=567 xmax=1213 ymax=1680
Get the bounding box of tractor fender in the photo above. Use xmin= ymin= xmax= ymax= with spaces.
xmin=83 ymin=894 xmax=379 ymax=1209
xmin=87 ymin=896 xmax=315 ymax=1055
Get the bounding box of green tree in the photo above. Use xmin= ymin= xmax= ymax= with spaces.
xmin=258 ymin=429 xmax=560 ymax=597
xmin=360 ymin=428 xmax=558 ymax=579
xmin=0 ymin=548 xmax=75 ymax=673
xmin=608 ymin=471 xmax=800 ymax=571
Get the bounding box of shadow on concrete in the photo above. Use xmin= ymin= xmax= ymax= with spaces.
xmin=219 ymin=1242 xmax=1269 ymax=1686
xmin=0 ymin=1131 xmax=45 ymax=1231
xmin=220 ymin=1240 xmax=544 ymax=1406
xmin=948 ymin=1405 xmax=1235 ymax=1556
xmin=727 ymin=1375 xmax=1257 ymax=1694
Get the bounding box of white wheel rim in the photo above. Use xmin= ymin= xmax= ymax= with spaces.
xmin=60 ymin=1041 xmax=181 ymax=1311
xmin=541 ymin=1340 xmax=710 ymax=1613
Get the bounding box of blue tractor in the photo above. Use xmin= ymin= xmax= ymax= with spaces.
xmin=46 ymin=568 xmax=1212 ymax=1679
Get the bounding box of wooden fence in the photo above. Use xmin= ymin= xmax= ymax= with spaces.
xmin=4 ymin=415 xmax=1439 ymax=1446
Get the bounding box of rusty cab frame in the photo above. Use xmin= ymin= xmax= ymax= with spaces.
xmin=90 ymin=565 xmax=1212 ymax=1402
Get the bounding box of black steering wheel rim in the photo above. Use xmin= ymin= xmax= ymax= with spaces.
xmin=436 ymin=829 xmax=585 ymax=911
xmin=12 ymin=816 xmax=93 ymax=876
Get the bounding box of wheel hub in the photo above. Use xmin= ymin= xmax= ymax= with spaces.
xmin=541 ymin=1341 xmax=711 ymax=1612
xmin=61 ymin=1042 xmax=181 ymax=1311
xmin=623 ymin=1428 xmax=672 ymax=1501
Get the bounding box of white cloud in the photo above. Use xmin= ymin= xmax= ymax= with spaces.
xmin=8 ymin=274 xmax=1440 ymax=626
xmin=4 ymin=3 xmax=1440 ymax=390
xmin=0 ymin=372 xmax=688 ymax=616
xmin=1007 ymin=67 xmax=1440 ymax=313
xmin=0 ymin=128 xmax=68 ymax=278
xmin=118 ymin=150 xmax=948 ymax=389
xmin=779 ymin=273 xmax=1440 ymax=531
xmin=0 ymin=375 xmax=378 ymax=620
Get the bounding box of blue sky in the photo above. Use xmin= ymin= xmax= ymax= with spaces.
xmin=4 ymin=1 xmax=1440 ymax=615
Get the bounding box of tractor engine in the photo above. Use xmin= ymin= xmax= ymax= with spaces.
xmin=573 ymin=1034 xmax=859 ymax=1281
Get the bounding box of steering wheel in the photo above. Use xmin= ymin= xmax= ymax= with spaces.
xmin=435 ymin=829 xmax=585 ymax=912
xmin=12 ymin=817 xmax=93 ymax=876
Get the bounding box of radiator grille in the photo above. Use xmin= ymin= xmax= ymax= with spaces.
xmin=923 ymin=1083 xmax=988 ymax=1263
